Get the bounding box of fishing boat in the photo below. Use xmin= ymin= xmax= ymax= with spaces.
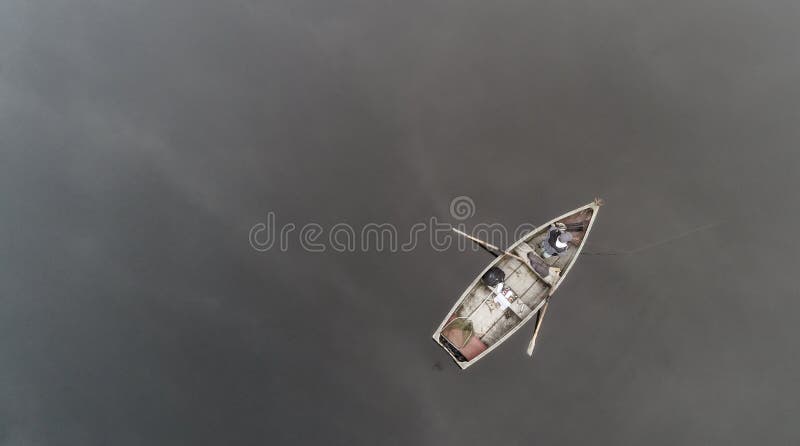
xmin=432 ymin=199 xmax=601 ymax=369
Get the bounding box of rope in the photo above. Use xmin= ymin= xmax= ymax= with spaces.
xmin=582 ymin=222 xmax=721 ymax=256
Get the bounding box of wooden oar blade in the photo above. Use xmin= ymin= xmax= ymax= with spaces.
xmin=526 ymin=300 xmax=550 ymax=357
xmin=450 ymin=227 xmax=527 ymax=263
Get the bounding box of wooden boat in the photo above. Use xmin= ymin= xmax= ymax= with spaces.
xmin=432 ymin=200 xmax=601 ymax=369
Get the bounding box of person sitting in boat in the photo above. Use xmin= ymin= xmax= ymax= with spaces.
xmin=540 ymin=223 xmax=573 ymax=258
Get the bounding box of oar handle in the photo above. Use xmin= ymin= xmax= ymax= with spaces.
xmin=451 ymin=228 xmax=527 ymax=263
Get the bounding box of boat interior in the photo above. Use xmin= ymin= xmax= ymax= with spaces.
xmin=438 ymin=208 xmax=594 ymax=363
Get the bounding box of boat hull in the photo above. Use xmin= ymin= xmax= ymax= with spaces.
xmin=432 ymin=201 xmax=600 ymax=369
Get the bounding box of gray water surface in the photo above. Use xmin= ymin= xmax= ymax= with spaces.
xmin=1 ymin=1 xmax=799 ymax=444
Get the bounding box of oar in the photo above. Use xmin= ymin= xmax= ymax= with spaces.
xmin=451 ymin=228 xmax=527 ymax=263
xmin=526 ymin=299 xmax=549 ymax=356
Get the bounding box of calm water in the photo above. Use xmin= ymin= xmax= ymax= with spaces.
xmin=2 ymin=1 xmax=799 ymax=444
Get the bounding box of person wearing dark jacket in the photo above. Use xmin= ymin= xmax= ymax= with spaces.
xmin=540 ymin=223 xmax=573 ymax=258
